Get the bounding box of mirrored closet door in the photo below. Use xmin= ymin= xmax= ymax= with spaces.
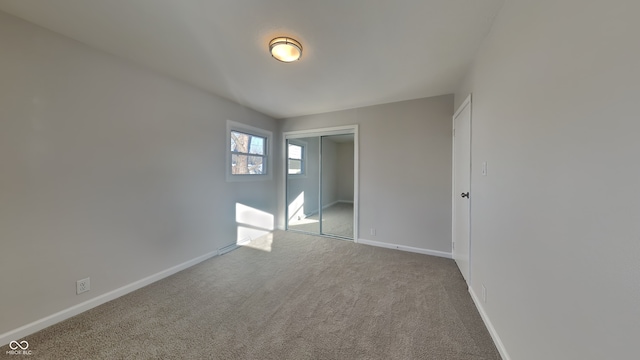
xmin=286 ymin=131 xmax=355 ymax=240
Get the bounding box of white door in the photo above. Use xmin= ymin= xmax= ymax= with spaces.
xmin=452 ymin=95 xmax=471 ymax=283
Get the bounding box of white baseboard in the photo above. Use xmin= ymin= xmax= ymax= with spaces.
xmin=323 ymin=200 xmax=339 ymax=209
xmin=218 ymin=243 xmax=240 ymax=255
xmin=469 ymin=287 xmax=511 ymax=360
xmin=357 ymin=238 xmax=452 ymax=259
xmin=0 ymin=250 xmax=219 ymax=347
xmin=302 ymin=200 xmax=353 ymax=218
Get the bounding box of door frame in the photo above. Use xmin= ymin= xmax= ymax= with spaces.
xmin=283 ymin=125 xmax=359 ymax=241
xmin=452 ymin=94 xmax=472 ymax=283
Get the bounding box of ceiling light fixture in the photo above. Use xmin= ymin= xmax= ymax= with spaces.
xmin=269 ymin=37 xmax=302 ymax=63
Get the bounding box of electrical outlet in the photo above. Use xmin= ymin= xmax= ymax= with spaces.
xmin=481 ymin=284 xmax=487 ymax=303
xmin=76 ymin=277 xmax=90 ymax=295
xmin=370 ymin=228 xmax=376 ymax=236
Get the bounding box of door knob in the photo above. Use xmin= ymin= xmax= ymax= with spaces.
xmin=461 ymin=192 xmax=469 ymax=198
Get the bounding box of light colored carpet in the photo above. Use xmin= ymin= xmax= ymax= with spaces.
xmin=2 ymin=231 xmax=501 ymax=360
xmin=288 ymin=202 xmax=354 ymax=238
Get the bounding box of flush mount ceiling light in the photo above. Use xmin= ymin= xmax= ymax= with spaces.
xmin=269 ymin=37 xmax=302 ymax=62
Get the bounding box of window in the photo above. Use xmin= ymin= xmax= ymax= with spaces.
xmin=227 ymin=120 xmax=272 ymax=182
xmin=231 ymin=130 xmax=266 ymax=175
xmin=288 ymin=143 xmax=304 ymax=175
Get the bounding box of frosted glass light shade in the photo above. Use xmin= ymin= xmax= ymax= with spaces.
xmin=269 ymin=37 xmax=302 ymax=62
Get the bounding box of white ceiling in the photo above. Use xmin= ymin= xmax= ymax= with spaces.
xmin=0 ymin=0 xmax=504 ymax=119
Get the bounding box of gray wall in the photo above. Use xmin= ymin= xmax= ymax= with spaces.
xmin=321 ymin=137 xmax=339 ymax=206
xmin=337 ymin=142 xmax=354 ymax=202
xmin=455 ymin=0 xmax=640 ymax=359
xmin=279 ymin=95 xmax=453 ymax=252
xmin=0 ymin=11 xmax=277 ymax=335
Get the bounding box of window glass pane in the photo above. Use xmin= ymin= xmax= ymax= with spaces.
xmin=231 ymin=130 xmax=265 ymax=156
xmin=288 ymin=144 xmax=302 ymax=160
xmin=230 ymin=131 xmax=247 ymax=152
xmin=231 ymin=154 xmax=242 ymax=174
xmin=232 ymin=154 xmax=265 ymax=175
xmin=247 ymin=156 xmax=265 ymax=174
xmin=249 ymin=136 xmax=265 ymax=155
xmin=288 ymin=159 xmax=302 ymax=174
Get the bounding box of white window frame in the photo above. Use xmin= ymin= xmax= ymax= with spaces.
xmin=226 ymin=120 xmax=272 ymax=182
xmin=287 ymin=139 xmax=307 ymax=178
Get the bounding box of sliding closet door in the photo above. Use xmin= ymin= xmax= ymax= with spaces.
xmin=285 ymin=126 xmax=357 ymax=240
xmin=286 ymin=137 xmax=320 ymax=234
xmin=320 ymin=135 xmax=355 ymax=239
